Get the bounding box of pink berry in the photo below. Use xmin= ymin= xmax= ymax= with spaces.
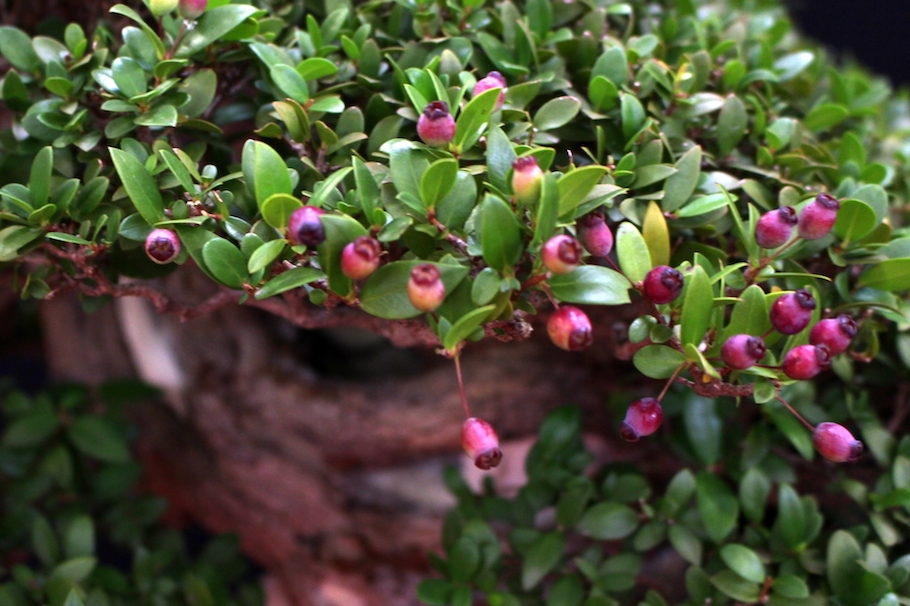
xmin=813 ymin=422 xmax=863 ymax=463
xmin=769 ymin=289 xmax=815 ymax=335
xmin=547 ymin=306 xmax=593 ymax=351
xmin=642 ymin=266 xmax=684 ymax=305
xmin=619 ymin=397 xmax=663 ymax=442
xmin=178 ymin=0 xmax=207 ymax=19
xmin=511 ymin=156 xmax=544 ymax=205
xmin=576 ymin=212 xmax=614 ymax=257
xmin=782 ymin=344 xmax=830 ymax=380
xmin=341 ymin=236 xmax=382 ymax=280
xmin=417 ymin=101 xmax=456 ymax=148
xmin=287 ymin=205 xmax=325 ymax=247
xmin=462 ymin=417 xmax=502 ymax=470
xmin=408 ymin=263 xmax=445 ymax=312
xmin=797 ymin=193 xmax=840 ymax=240
xmin=145 ymin=228 xmax=181 ymax=264
xmin=472 ymin=71 xmax=507 ymax=110
xmin=809 ymin=315 xmax=857 ymax=356
xmin=755 ymin=206 xmax=797 ymax=249
xmin=721 ymin=334 xmax=767 ymax=370
xmin=542 ymin=235 xmax=582 ymax=275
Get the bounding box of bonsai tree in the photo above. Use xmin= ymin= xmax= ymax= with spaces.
xmin=1 ymin=0 xmax=910 ymax=603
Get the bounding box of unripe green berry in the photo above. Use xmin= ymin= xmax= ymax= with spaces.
xmin=149 ymin=0 xmax=179 ymax=17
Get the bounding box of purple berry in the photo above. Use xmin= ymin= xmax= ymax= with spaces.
xmin=408 ymin=263 xmax=445 ymax=312
xmin=619 ymin=397 xmax=663 ymax=442
xmin=341 ymin=236 xmax=382 ymax=280
xmin=769 ymin=289 xmax=816 ymax=335
xmin=145 ymin=228 xmax=181 ymax=264
xmin=472 ymin=71 xmax=507 ymax=110
xmin=721 ymin=334 xmax=767 ymax=370
xmin=782 ymin=344 xmax=831 ymax=380
xmin=798 ymin=193 xmax=840 ymax=240
xmin=512 ymin=156 xmax=543 ymax=205
xmin=576 ymin=212 xmax=614 ymax=257
xmin=809 ymin=314 xmax=857 ymax=356
xmin=417 ymin=101 xmax=456 ymax=148
xmin=813 ymin=422 xmax=863 ymax=463
xmin=287 ymin=205 xmax=325 ymax=247
xmin=755 ymin=206 xmax=798 ymax=249
xmin=542 ymin=235 xmax=582 ymax=275
xmin=178 ymin=0 xmax=207 ymax=19
xmin=642 ymin=266 xmax=684 ymax=305
xmin=547 ymin=306 xmax=593 ymax=351
xmin=462 ymin=417 xmax=502 ymax=470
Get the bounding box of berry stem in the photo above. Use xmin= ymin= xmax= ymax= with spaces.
xmin=657 ymin=364 xmax=686 ymax=402
xmin=454 ymin=353 xmax=471 ymax=419
xmin=774 ymin=393 xmax=815 ymax=431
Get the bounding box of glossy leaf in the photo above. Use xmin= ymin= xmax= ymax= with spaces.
xmin=420 ymin=159 xmax=458 ymax=210
xmin=316 ymin=213 xmax=367 ymax=297
xmin=242 ymin=140 xmax=293 ymax=209
xmin=453 ymin=87 xmax=500 ymax=151
xmin=202 ymin=237 xmax=249 ymax=290
xmin=696 ymin=471 xmax=738 ymax=544
xmin=557 ymin=166 xmax=606 ymax=217
xmin=548 ymin=266 xmax=630 ymax=305
xmin=480 ymin=196 xmax=523 ymax=273
xmin=255 ymin=267 xmax=325 ymax=299
xmin=533 ymin=96 xmax=581 ymax=131
xmin=360 ymin=260 xmax=468 ymax=319
xmin=616 ymin=222 xmax=652 ymax=283
xmin=642 ymin=201 xmax=670 ymax=267
xmin=109 ymin=147 xmax=165 ymax=224
xmin=633 ymin=345 xmax=687 ymax=379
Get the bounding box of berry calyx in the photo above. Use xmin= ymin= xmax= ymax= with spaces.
xmin=462 ymin=417 xmax=502 ymax=470
xmin=619 ymin=397 xmax=663 ymax=442
xmin=287 ymin=205 xmax=326 ymax=247
xmin=408 ymin=263 xmax=445 ymax=312
xmin=721 ymin=334 xmax=767 ymax=370
xmin=809 ymin=314 xmax=857 ymax=356
xmin=511 ymin=156 xmax=544 ymax=205
xmin=755 ymin=206 xmax=798 ymax=249
xmin=576 ymin=211 xmax=614 ymax=257
xmin=145 ymin=228 xmax=181 ymax=264
xmin=417 ymin=101 xmax=456 ymax=148
xmin=178 ymin=0 xmax=207 ymax=19
xmin=472 ymin=71 xmax=507 ymax=110
xmin=642 ymin=266 xmax=684 ymax=305
xmin=782 ymin=344 xmax=831 ymax=380
xmin=769 ymin=289 xmax=816 ymax=335
xmin=813 ymin=422 xmax=863 ymax=463
xmin=341 ymin=236 xmax=382 ymax=280
xmin=547 ymin=306 xmax=593 ymax=351
xmin=797 ymin=193 xmax=840 ymax=240
xmin=541 ymin=235 xmax=582 ymax=275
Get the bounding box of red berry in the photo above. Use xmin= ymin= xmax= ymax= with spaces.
xmin=769 ymin=289 xmax=815 ymax=335
xmin=341 ymin=236 xmax=382 ymax=280
xmin=619 ymin=397 xmax=663 ymax=441
xmin=145 ymin=228 xmax=181 ymax=264
xmin=542 ymin=235 xmax=582 ymax=274
xmin=462 ymin=417 xmax=502 ymax=470
xmin=755 ymin=206 xmax=797 ymax=249
xmin=797 ymin=193 xmax=840 ymax=240
xmin=642 ymin=266 xmax=684 ymax=305
xmin=576 ymin=212 xmax=614 ymax=257
xmin=287 ymin=205 xmax=326 ymax=247
xmin=782 ymin=344 xmax=831 ymax=380
xmin=178 ymin=0 xmax=207 ymax=19
xmin=472 ymin=71 xmax=507 ymax=110
xmin=408 ymin=263 xmax=445 ymax=312
xmin=809 ymin=314 xmax=857 ymax=356
xmin=512 ymin=156 xmax=543 ymax=205
xmin=547 ymin=306 xmax=593 ymax=351
xmin=813 ymin=422 xmax=863 ymax=463
xmin=417 ymin=101 xmax=456 ymax=148
xmin=721 ymin=334 xmax=767 ymax=370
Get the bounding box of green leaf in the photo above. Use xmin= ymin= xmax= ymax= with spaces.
xmin=32 ymin=515 xmax=60 ymax=565
xmin=443 ymin=305 xmax=495 ymax=352
xmin=632 ymin=345 xmax=687 ymax=379
xmin=0 ymin=26 xmax=41 ymax=71
xmin=180 ymin=68 xmax=217 ymax=118
xmin=159 ymin=148 xmax=196 ymax=194
xmin=696 ymin=471 xmax=738 ymax=544
xmin=739 ymin=468 xmax=770 ymax=524
xmin=668 ymin=525 xmax=702 ymax=565
xmin=683 ymin=394 xmax=721 ymax=466
xmin=387 ymin=139 xmax=429 ymax=200
xmin=67 ymin=417 xmax=130 ymax=463
xmin=720 ymin=544 xmax=765 ymax=584
xmin=297 ymin=57 xmax=337 ymax=80
xmin=717 ymin=95 xmax=747 ymax=157
xmin=64 ymin=516 xmax=94 ymax=560
xmin=360 ymin=260 xmax=468 ymax=319
xmin=576 ymin=502 xmax=639 ymax=540
xmin=247 ymin=239 xmax=286 ymax=274
xmin=486 ymin=125 xmax=517 ymax=193
xmin=271 ymin=64 xmax=309 ymax=103
xmin=261 ymin=193 xmax=302 ymax=231
xmin=621 ymin=93 xmax=646 ymax=142
xmin=633 ymin=165 xmax=677 ymax=189
xmin=420 ymin=159 xmax=457 ymax=210
xmin=242 ymin=140 xmax=293 ymax=209
xmin=616 ymin=222 xmax=651 ymax=283
xmin=676 ymin=193 xmax=728 ymax=218
xmin=316 ymin=213 xmax=367 ymax=297
xmin=860 ymin=259 xmax=910 ymax=292
xmin=592 ymin=47 xmax=629 ymax=87
xmin=642 ymin=201 xmax=670 ymax=267
xmin=436 ymin=171 xmax=477 ymax=230
xmin=29 ymin=146 xmax=53 ymax=209
xmin=776 ymin=483 xmax=806 ymax=549
xmin=254 ymin=267 xmax=325 ymax=299
xmin=50 ymin=556 xmax=97 ymax=584
xmin=202 ymin=237 xmax=249 ymax=289
xmin=522 ymin=532 xmax=565 ymax=590
xmin=533 ymin=173 xmax=559 ymax=246
xmin=833 ymin=199 xmax=877 ymax=243
xmin=480 ymin=195 xmax=523 ymax=273
xmin=453 ymin=86 xmax=500 ymax=151
xmin=548 ymin=266 xmax=631 ymax=305
xmin=533 ymin=96 xmax=581 ymax=131
xmin=557 ymin=166 xmax=606 ymax=217
xmin=680 ymin=265 xmax=713 ymax=346
xmin=710 ymin=570 xmax=759 ymax=603
xmin=448 ymin=536 xmax=481 ymax=583
xmin=804 ymin=103 xmax=848 ymax=132
xmin=416 ymin=579 xmax=453 ymax=606
xmin=110 ymin=147 xmax=165 ymax=224
xmin=175 ymin=4 xmax=262 ymax=56
xmin=109 ymin=5 xmax=166 ymax=57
